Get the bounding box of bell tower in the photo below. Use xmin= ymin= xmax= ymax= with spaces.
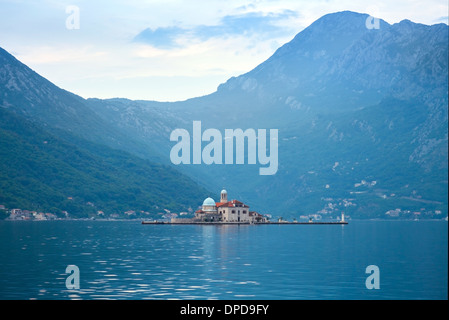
xmin=220 ymin=189 xmax=228 ymax=203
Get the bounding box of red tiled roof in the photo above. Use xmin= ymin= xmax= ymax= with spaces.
xmin=215 ymin=200 xmax=249 ymax=208
xmin=220 ymin=203 xmax=233 ymax=208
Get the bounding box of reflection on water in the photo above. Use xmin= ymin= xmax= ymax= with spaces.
xmin=0 ymin=220 xmax=447 ymax=299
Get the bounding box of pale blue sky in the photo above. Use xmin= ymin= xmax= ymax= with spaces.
xmin=0 ymin=0 xmax=447 ymax=101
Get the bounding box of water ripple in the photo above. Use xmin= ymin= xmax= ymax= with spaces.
xmin=0 ymin=220 xmax=446 ymax=299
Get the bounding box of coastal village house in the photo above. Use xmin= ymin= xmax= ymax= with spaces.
xmin=176 ymin=189 xmax=267 ymax=223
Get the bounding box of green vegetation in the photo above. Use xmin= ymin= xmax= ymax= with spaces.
xmin=276 ymin=98 xmax=448 ymax=218
xmin=1 ymin=14 xmax=447 ymax=221
xmin=0 ymin=107 xmax=209 ymax=218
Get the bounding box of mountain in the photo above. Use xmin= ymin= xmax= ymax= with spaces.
xmin=0 ymin=48 xmax=210 ymax=218
xmin=217 ymin=12 xmax=447 ymax=115
xmin=0 ymin=47 xmax=162 ymax=162
xmin=1 ymin=11 xmax=447 ymax=219
xmin=85 ymin=11 xmax=448 ymax=218
xmin=0 ymin=106 xmax=209 ymax=218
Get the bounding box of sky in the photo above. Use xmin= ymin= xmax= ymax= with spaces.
xmin=0 ymin=0 xmax=447 ymax=102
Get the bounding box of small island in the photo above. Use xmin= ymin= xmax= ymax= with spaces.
xmin=142 ymin=189 xmax=348 ymax=225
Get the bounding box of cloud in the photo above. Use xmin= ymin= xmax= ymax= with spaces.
xmin=133 ymin=10 xmax=298 ymax=49
xmin=16 ymin=45 xmax=108 ymax=64
xmin=133 ymin=26 xmax=187 ymax=49
xmin=433 ymin=16 xmax=448 ymax=24
xmin=3 ymin=0 xmax=446 ymax=101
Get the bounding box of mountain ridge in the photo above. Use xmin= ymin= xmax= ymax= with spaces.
xmin=85 ymin=11 xmax=447 ymax=218
xmin=0 ymin=106 xmax=209 ymax=218
xmin=1 ymin=11 xmax=447 ymax=219
xmin=0 ymin=47 xmax=164 ymax=162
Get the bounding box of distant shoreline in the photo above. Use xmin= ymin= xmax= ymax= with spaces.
xmin=1 ymin=218 xmax=447 ymax=222
xmin=141 ymin=220 xmax=349 ymax=225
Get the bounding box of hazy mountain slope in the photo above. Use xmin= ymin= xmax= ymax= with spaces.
xmin=1 ymin=11 xmax=447 ymax=219
xmin=219 ymin=12 xmax=447 ymax=108
xmin=85 ymin=12 xmax=448 ymax=218
xmin=0 ymin=106 xmax=208 ymax=218
xmin=0 ymin=47 xmax=161 ymax=161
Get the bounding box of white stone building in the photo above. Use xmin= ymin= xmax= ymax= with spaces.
xmin=194 ymin=189 xmax=266 ymax=223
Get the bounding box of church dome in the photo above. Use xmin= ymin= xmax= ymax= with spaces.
xmin=202 ymin=197 xmax=216 ymax=206
xmin=221 ymin=189 xmax=227 ymax=194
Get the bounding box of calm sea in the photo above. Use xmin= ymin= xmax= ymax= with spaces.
xmin=0 ymin=220 xmax=446 ymax=300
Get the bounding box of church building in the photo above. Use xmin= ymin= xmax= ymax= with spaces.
xmin=194 ymin=190 xmax=266 ymax=223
